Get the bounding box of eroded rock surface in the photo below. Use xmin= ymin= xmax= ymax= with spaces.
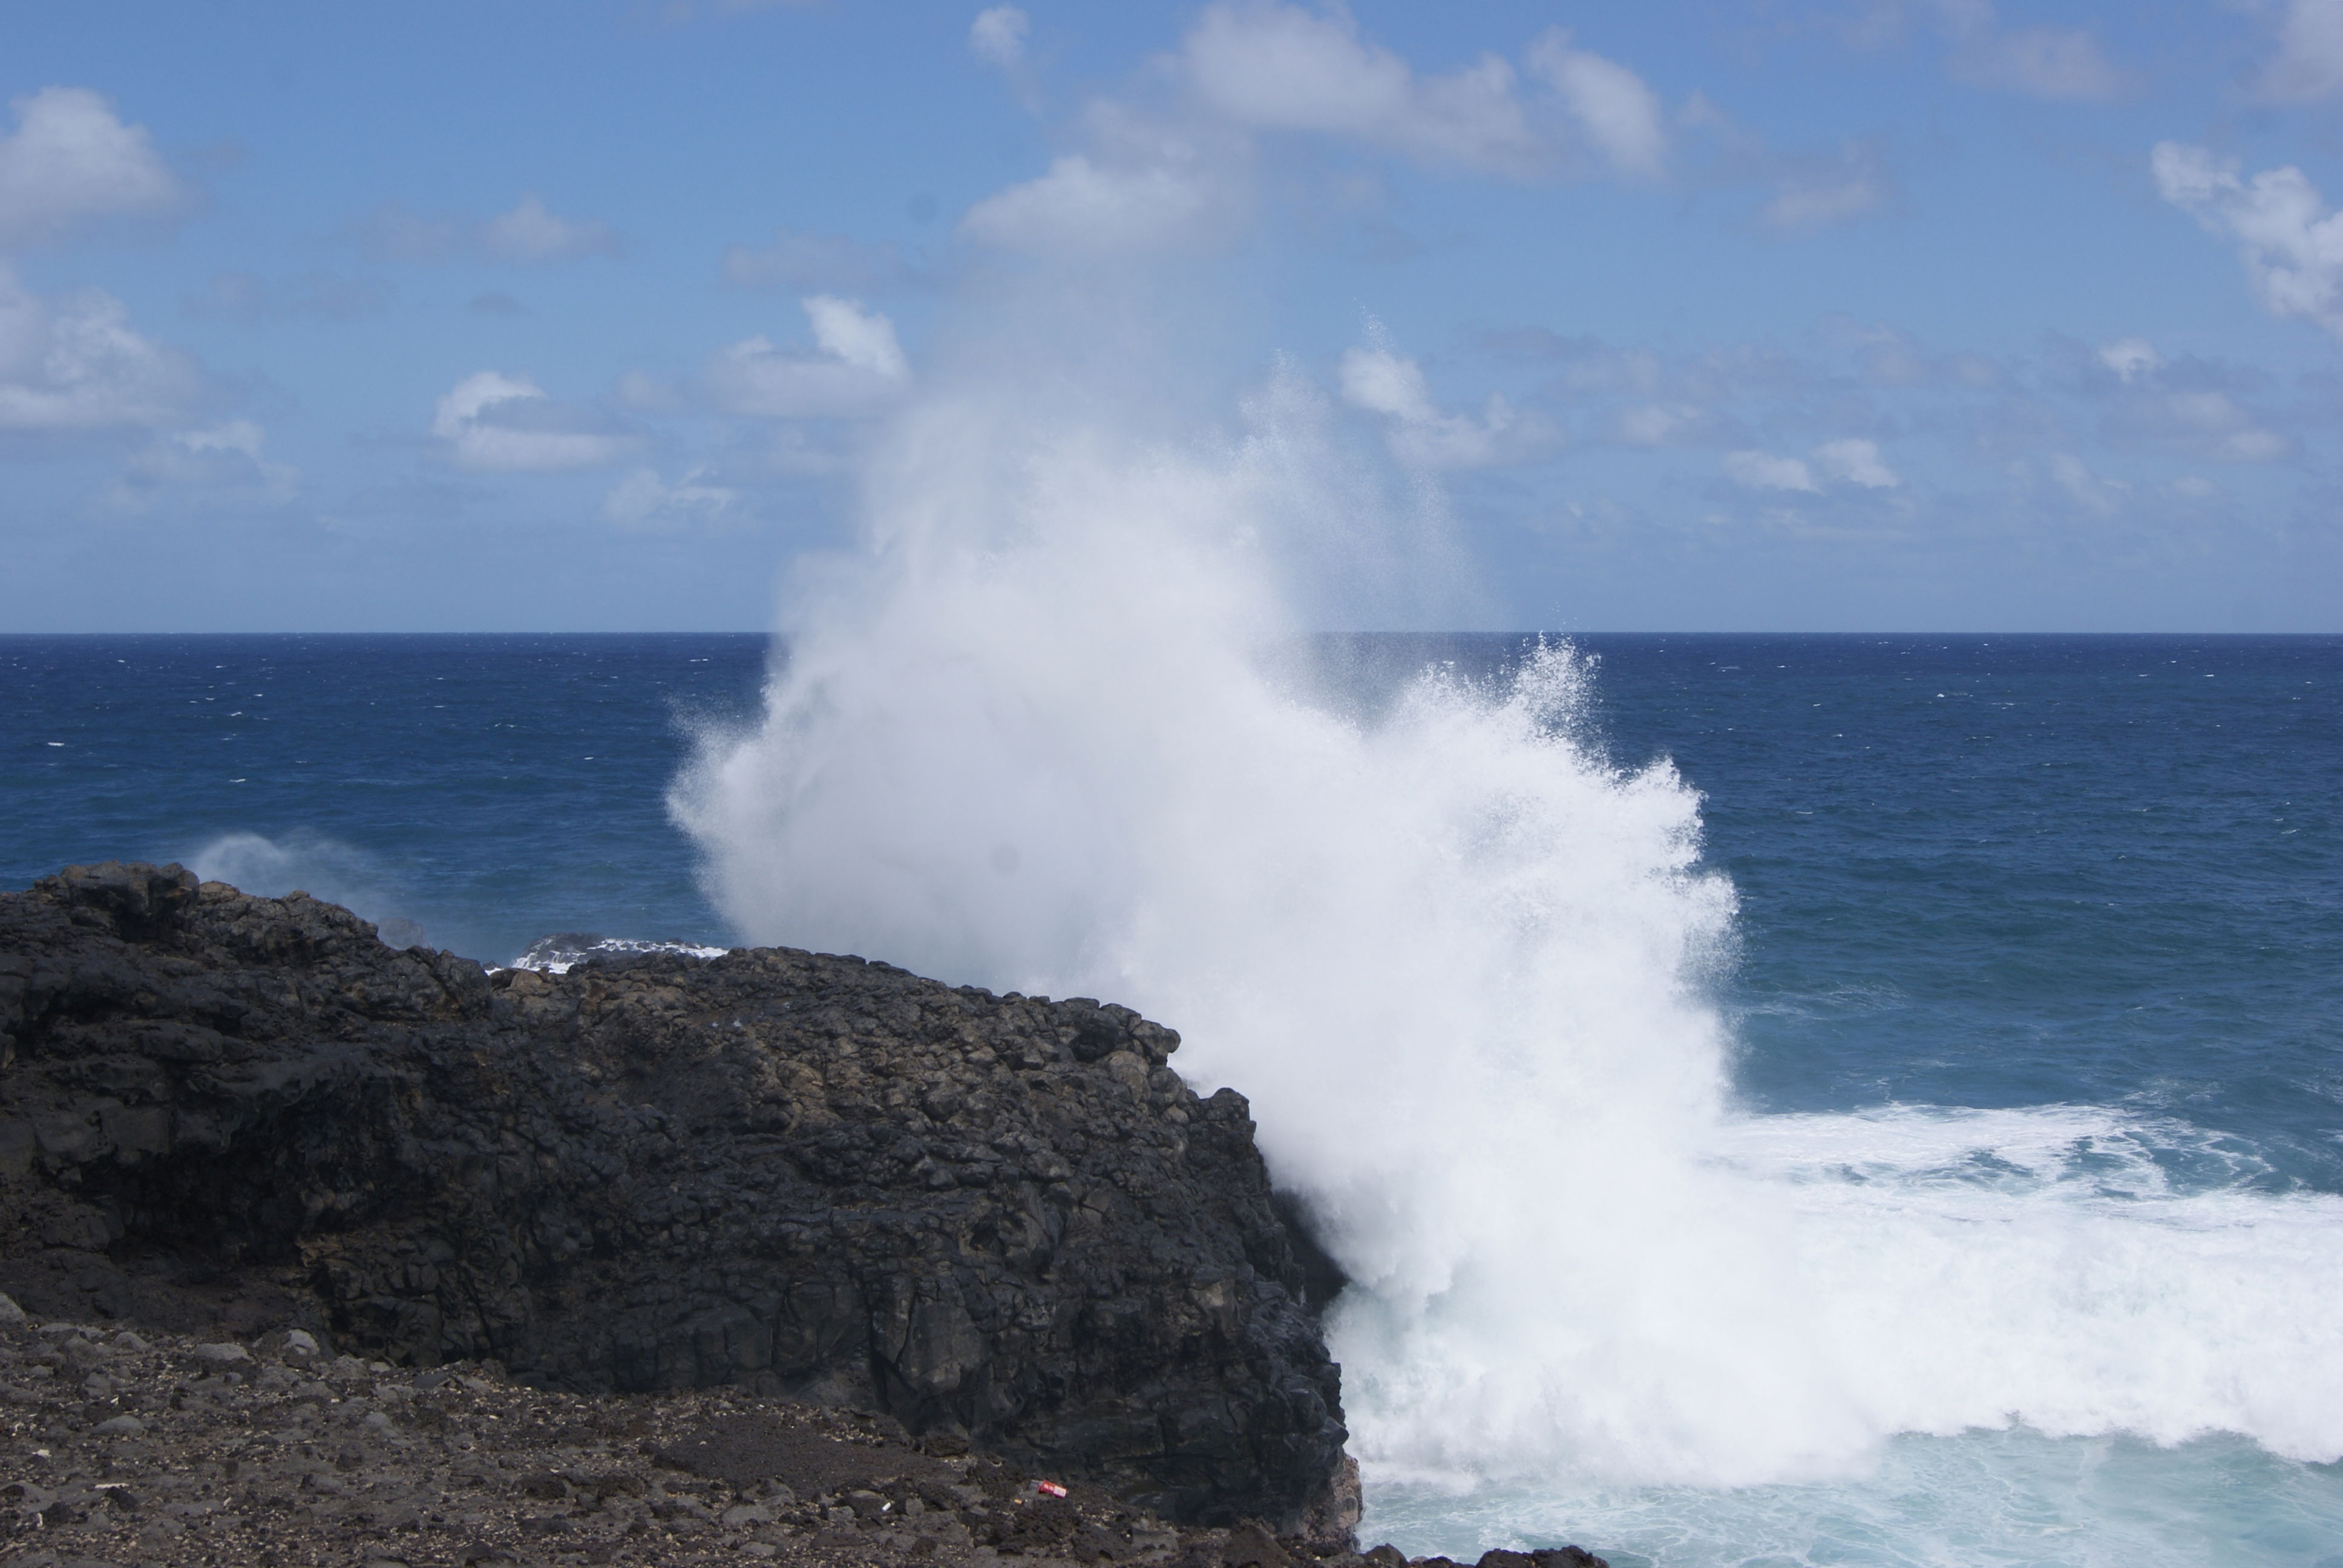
xmin=0 ymin=863 xmax=1346 ymax=1529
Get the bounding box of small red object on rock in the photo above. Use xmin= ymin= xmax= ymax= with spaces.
xmin=1035 ymin=1480 xmax=1068 ymax=1498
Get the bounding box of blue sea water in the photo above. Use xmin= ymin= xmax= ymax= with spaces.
xmin=5 ymin=631 xmax=2342 ymax=1564
xmin=1 ymin=634 xmax=760 ymax=962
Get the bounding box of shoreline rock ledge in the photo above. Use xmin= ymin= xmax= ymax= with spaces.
xmin=0 ymin=862 xmax=1353 ymax=1534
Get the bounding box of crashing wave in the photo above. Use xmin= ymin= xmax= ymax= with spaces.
xmin=507 ymin=933 xmax=731 ymax=975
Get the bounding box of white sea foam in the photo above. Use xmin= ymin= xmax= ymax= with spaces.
xmin=508 ymin=933 xmax=731 ymax=975
xmin=671 ymin=342 xmax=2343 ymax=1502
xmin=1337 ymin=1099 xmax=2343 ymax=1491
xmin=1366 ymin=1425 xmax=2343 ymax=1567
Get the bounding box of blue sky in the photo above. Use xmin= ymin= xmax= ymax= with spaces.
xmin=4 ymin=0 xmax=2342 ymax=630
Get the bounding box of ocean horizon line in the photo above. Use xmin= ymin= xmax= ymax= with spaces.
xmin=5 ymin=629 xmax=2341 ymax=641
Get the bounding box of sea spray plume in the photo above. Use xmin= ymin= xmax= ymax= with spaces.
xmin=675 ymin=358 xmax=2343 ymax=1492
xmin=667 ymin=324 xmax=1777 ymax=1481
xmin=188 ymin=829 xmax=430 ymax=947
xmin=673 ymin=7 xmax=2343 ymax=1503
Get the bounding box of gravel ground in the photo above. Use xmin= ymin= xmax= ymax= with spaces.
xmin=0 ymin=1296 xmax=1603 ymax=1568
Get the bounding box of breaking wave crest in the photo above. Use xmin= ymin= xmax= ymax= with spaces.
xmin=671 ymin=370 xmax=2343 ymax=1495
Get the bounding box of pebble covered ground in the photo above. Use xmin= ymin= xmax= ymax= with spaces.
xmin=0 ymin=1295 xmax=1607 ymax=1568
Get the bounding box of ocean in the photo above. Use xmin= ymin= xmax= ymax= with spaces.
xmin=6 ymin=630 xmax=2341 ymax=1566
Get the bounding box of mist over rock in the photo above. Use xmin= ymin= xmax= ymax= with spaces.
xmin=0 ymin=861 xmax=1351 ymax=1529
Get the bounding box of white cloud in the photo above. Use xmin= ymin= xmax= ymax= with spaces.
xmin=1339 ymin=345 xmax=1440 ymax=424
xmin=721 ymin=229 xmax=903 ymax=291
xmin=602 ymin=466 xmax=736 ymax=531
xmin=481 ymin=194 xmax=620 ymax=263
xmin=1339 ymin=338 xmax=1550 ymax=469
xmin=2153 ymin=142 xmax=2343 ymax=341
xmin=1812 ymin=437 xmax=1901 ymax=488
xmin=804 ymin=295 xmax=907 ymax=377
xmin=179 ymin=419 xmax=275 ymax=460
xmin=969 ymin=6 xmax=1030 ymax=67
xmin=1178 ymin=3 xmax=1663 ymax=179
xmin=0 ymin=263 xmax=203 ymax=432
xmin=1184 ymin=5 xmax=1458 ymax=149
xmin=0 ymin=87 xmax=186 ymax=249
xmin=2257 ymin=0 xmax=2343 ymax=102
xmin=700 ymin=295 xmax=909 ymax=417
xmin=956 ymin=5 xmax=1675 ymax=261
xmin=1526 ymin=31 xmax=1668 ymax=179
xmin=1722 ymin=449 xmax=1819 ymax=492
xmin=959 ymin=152 xmax=1221 ymax=256
xmin=2099 ymin=337 xmax=2162 ymax=382
xmin=112 ymin=420 xmax=298 ymax=511
xmin=430 ymin=371 xmax=635 ymax=471
xmin=1724 ymin=439 xmax=1898 ymax=492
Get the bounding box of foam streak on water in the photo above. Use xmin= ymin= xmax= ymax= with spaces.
xmin=671 ymin=393 xmax=2343 ymax=1561
xmin=1367 ymin=1428 xmax=2343 ymax=1567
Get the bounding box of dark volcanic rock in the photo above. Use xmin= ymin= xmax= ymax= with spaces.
xmin=0 ymin=861 xmax=1349 ymax=1529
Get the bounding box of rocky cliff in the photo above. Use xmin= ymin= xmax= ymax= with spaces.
xmin=0 ymin=863 xmax=1351 ymax=1531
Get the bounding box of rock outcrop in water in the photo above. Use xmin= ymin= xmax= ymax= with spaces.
xmin=0 ymin=862 xmax=1352 ymax=1532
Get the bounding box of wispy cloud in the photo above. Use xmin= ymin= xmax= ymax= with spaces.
xmin=601 ymin=465 xmax=738 ymax=531
xmin=110 ymin=420 xmax=299 ymax=513
xmin=1527 ymin=31 xmax=1670 ymax=179
xmin=480 ymin=194 xmax=620 ymax=263
xmin=2047 ymin=450 xmax=2125 ymax=514
xmin=2056 ymin=333 xmax=2293 ymax=463
xmin=1947 ymin=22 xmax=2129 ymax=101
xmin=960 ymin=149 xmax=1237 ymax=256
xmin=181 ymin=269 xmax=394 ymax=323
xmin=971 ymin=5 xmax=1031 ymax=67
xmin=431 ymin=371 xmax=637 ymax=471
xmin=2254 ymin=0 xmax=2343 ymax=102
xmin=351 ymin=194 xmax=621 ymax=265
xmin=1723 ymin=448 xmax=1820 ymax=492
xmin=657 ymin=0 xmax=818 ymax=22
xmin=1841 ymin=1 xmax=2133 ymax=102
xmin=1723 ymin=440 xmax=1901 ymax=494
xmin=721 ymin=229 xmax=909 ymax=293
xmin=0 ymin=86 xmax=189 ymax=249
xmin=958 ymin=3 xmax=1688 ymax=263
xmin=1339 ymin=330 xmax=1556 ymax=469
xmin=698 ymin=296 xmax=911 ymax=418
xmin=1179 ymin=3 xmax=1666 ymax=180
xmin=970 ymin=5 xmax=1041 ymax=111
xmin=1757 ymin=140 xmax=1895 ymax=232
